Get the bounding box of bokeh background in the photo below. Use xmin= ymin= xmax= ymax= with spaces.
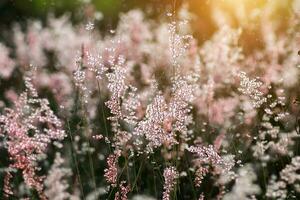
xmin=0 ymin=0 xmax=298 ymax=52
xmin=0 ymin=1 xmax=300 ymax=199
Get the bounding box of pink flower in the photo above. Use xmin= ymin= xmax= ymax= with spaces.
xmin=0 ymin=43 xmax=15 ymax=79
xmin=115 ymin=181 xmax=130 ymax=200
xmin=209 ymin=98 xmax=239 ymax=125
xmin=163 ymin=166 xmax=179 ymax=200
xmin=104 ymin=151 xmax=120 ymax=187
xmin=0 ymin=77 xmax=66 ymax=198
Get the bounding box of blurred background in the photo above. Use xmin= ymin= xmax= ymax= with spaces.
xmin=0 ymin=0 xmax=298 ymax=53
xmin=0 ymin=1 xmax=299 ymax=199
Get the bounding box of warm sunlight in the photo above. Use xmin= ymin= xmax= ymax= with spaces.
xmin=0 ymin=0 xmax=299 ymax=199
xmin=208 ymin=0 xmax=293 ymax=27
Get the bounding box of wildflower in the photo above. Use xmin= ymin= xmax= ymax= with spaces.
xmin=92 ymin=134 xmax=104 ymax=140
xmin=280 ymin=156 xmax=300 ymax=188
xmin=200 ymin=26 xmax=243 ymax=84
xmin=237 ymin=71 xmax=267 ymax=108
xmin=188 ymin=145 xmax=232 ymax=186
xmin=266 ymin=175 xmax=287 ymax=200
xmin=44 ymin=153 xmax=73 ymax=200
xmin=85 ymin=21 xmax=94 ymax=31
xmin=162 ymin=166 xmax=179 ymax=200
xmin=169 ymin=76 xmax=195 ymax=139
xmin=0 ymin=76 xmax=66 ymax=198
xmin=13 ymin=22 xmax=47 ymax=67
xmin=188 ymin=145 xmax=223 ymax=166
xmin=115 ymin=181 xmax=130 ymax=200
xmin=223 ymin=165 xmax=260 ymax=200
xmin=73 ymin=50 xmax=91 ymax=104
xmin=104 ymin=151 xmax=120 ymax=187
xmin=0 ymin=43 xmax=15 ymax=79
xmin=105 ymin=56 xmax=128 ymax=121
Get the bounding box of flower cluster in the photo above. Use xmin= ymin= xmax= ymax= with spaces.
xmin=104 ymin=152 xmax=120 ymax=187
xmin=163 ymin=166 xmax=179 ymax=200
xmin=0 ymin=2 xmax=300 ymax=200
xmin=0 ymin=76 xmax=65 ymax=198
xmin=44 ymin=153 xmax=73 ymax=200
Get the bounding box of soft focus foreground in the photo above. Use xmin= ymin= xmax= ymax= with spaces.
xmin=0 ymin=1 xmax=300 ymax=199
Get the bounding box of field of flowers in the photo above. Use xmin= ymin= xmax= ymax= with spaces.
xmin=0 ymin=1 xmax=300 ymax=199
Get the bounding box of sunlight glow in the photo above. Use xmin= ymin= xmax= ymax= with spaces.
xmin=209 ymin=0 xmax=293 ymax=27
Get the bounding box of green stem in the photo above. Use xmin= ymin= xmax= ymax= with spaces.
xmin=97 ymin=79 xmax=112 ymax=153
xmin=67 ymin=120 xmax=85 ymax=200
xmin=131 ymin=157 xmax=145 ymax=192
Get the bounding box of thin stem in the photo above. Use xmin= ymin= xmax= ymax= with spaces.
xmin=184 ymin=151 xmax=197 ymax=200
xmin=77 ymin=44 xmax=97 ymax=190
xmin=81 ymin=99 xmax=97 ymax=190
xmin=107 ymin=158 xmax=128 ymax=199
xmin=131 ymin=156 xmax=145 ymax=192
xmin=67 ymin=120 xmax=85 ymax=200
xmin=97 ymin=79 xmax=112 ymax=153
